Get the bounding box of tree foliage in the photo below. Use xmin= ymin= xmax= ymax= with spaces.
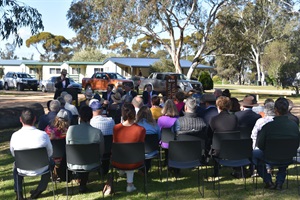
xmin=71 ymin=48 xmax=107 ymax=62
xmin=26 ymin=32 xmax=73 ymax=62
xmin=198 ymin=71 xmax=213 ymax=90
xmin=67 ymin=0 xmax=233 ymax=76
xmin=0 ymin=0 xmax=44 ymax=46
xmin=150 ymin=58 xmax=175 ymax=74
xmin=0 ymin=43 xmax=18 ymax=59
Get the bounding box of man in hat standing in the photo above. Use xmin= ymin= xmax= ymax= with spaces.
xmin=54 ymin=69 xmax=70 ymax=99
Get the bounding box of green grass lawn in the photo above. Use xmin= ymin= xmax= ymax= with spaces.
xmin=1 ymin=128 xmax=300 ymax=200
xmin=1 ymin=85 xmax=300 ymax=199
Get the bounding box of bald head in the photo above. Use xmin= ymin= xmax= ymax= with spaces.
xmin=132 ymin=96 xmax=144 ymax=109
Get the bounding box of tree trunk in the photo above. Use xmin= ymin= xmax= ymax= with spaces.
xmin=172 ymin=54 xmax=182 ymax=74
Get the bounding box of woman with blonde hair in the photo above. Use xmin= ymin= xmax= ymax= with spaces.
xmin=157 ymin=99 xmax=179 ymax=165
xmin=136 ymin=106 xmax=161 ymax=173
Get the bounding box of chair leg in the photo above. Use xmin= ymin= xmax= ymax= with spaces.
xmin=49 ymin=170 xmax=56 ymax=199
xmin=241 ymin=166 xmax=246 ymax=190
xmin=198 ymin=166 xmax=204 ymax=198
xmin=166 ymin=166 xmax=169 ymax=198
xmin=144 ymin=166 xmax=148 ymax=198
xmin=218 ymin=164 xmax=220 ymax=198
xmin=66 ymin=169 xmax=69 ymax=199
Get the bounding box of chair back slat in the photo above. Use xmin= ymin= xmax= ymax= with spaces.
xmin=264 ymin=138 xmax=299 ymax=163
xmin=145 ymin=134 xmax=159 ymax=154
xmin=111 ymin=142 xmax=145 ymax=164
xmin=169 ymin=141 xmax=202 ymax=162
xmin=14 ymin=147 xmax=49 ymax=170
xmin=66 ymin=143 xmax=101 ymax=165
xmin=212 ymin=131 xmax=240 ymax=151
xmin=219 ymin=139 xmax=252 ymax=160
xmin=161 ymin=128 xmax=175 ymax=143
xmin=51 ymin=138 xmax=66 ymax=158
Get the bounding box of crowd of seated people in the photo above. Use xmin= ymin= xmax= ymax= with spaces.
xmin=9 ymin=83 xmax=300 ymax=199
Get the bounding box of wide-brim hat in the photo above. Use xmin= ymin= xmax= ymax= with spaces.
xmin=239 ymin=96 xmax=258 ymax=107
xmin=61 ymin=69 xmax=67 ymax=75
xmin=111 ymin=92 xmax=122 ymax=103
xmin=201 ymin=94 xmax=216 ymax=102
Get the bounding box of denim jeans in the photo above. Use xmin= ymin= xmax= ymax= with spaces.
xmin=252 ymin=149 xmax=287 ymax=184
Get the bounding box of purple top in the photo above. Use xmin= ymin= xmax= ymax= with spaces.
xmin=157 ymin=116 xmax=178 ymax=148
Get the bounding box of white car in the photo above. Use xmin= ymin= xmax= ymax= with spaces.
xmin=40 ymin=76 xmax=82 ymax=93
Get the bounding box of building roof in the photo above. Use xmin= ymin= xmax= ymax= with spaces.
xmin=0 ymin=59 xmax=37 ymax=66
xmin=66 ymin=61 xmax=105 ymax=65
xmin=104 ymin=57 xmax=213 ymax=69
xmin=0 ymin=57 xmax=213 ymax=69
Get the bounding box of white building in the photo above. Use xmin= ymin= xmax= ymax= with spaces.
xmin=0 ymin=57 xmax=213 ymax=82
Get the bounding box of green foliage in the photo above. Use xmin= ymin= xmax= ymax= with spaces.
xmin=279 ymin=63 xmax=300 ymax=88
xmin=212 ymin=75 xmax=222 ymax=84
xmin=71 ymin=48 xmax=107 ymax=62
xmin=26 ymin=32 xmax=73 ymax=62
xmin=0 ymin=43 xmax=18 ymax=59
xmin=0 ymin=0 xmax=44 ymax=46
xmin=149 ymin=58 xmax=175 ymax=73
xmin=198 ymin=71 xmax=213 ymax=90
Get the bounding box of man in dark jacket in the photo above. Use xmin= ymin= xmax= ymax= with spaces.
xmin=142 ymin=84 xmax=158 ymax=107
xmin=253 ymin=97 xmax=300 ymax=190
xmin=174 ymin=98 xmax=207 ymax=140
xmin=54 ymin=69 xmax=70 ymax=99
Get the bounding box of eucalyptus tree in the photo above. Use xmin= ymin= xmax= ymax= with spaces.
xmin=0 ymin=43 xmax=18 ymax=59
xmin=71 ymin=48 xmax=107 ymax=62
xmin=0 ymin=0 xmax=43 ymax=46
xmin=26 ymin=32 xmax=73 ymax=62
xmin=67 ymin=0 xmax=234 ymax=77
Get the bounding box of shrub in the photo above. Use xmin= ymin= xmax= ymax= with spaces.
xmin=198 ymin=71 xmax=213 ymax=90
xmin=212 ymin=75 xmax=222 ymax=84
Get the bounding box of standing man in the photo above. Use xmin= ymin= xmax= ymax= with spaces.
xmin=10 ymin=108 xmax=53 ymax=200
xmin=102 ymin=84 xmax=115 ymax=104
xmin=123 ymin=83 xmax=137 ymax=103
xmin=54 ymin=69 xmax=70 ymax=99
xmin=66 ymin=106 xmax=104 ymax=193
xmin=253 ymin=97 xmax=300 ymax=190
xmin=142 ymin=84 xmax=158 ymax=107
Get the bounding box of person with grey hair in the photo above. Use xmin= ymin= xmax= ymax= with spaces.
xmin=38 ymin=100 xmax=61 ymax=130
xmin=286 ymin=99 xmax=299 ymax=125
xmin=174 ymin=98 xmax=207 ymax=139
xmin=251 ymin=102 xmax=276 ymax=149
xmin=64 ymin=94 xmax=79 ymax=116
xmin=131 ymin=96 xmax=144 ymax=114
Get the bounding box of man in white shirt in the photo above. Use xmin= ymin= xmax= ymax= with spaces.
xmin=64 ymin=93 xmax=79 ymax=116
xmin=10 ymin=108 xmax=53 ymax=200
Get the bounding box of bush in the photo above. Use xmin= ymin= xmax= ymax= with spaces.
xmin=212 ymin=75 xmax=222 ymax=84
xmin=198 ymin=71 xmax=213 ymax=90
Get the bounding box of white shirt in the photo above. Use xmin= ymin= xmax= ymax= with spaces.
xmin=251 ymin=116 xmax=274 ymax=149
xmin=10 ymin=126 xmax=53 ymax=176
xmin=65 ymin=102 xmax=79 ymax=115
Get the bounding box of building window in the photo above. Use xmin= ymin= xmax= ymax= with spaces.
xmin=72 ymin=68 xmax=81 ymax=74
xmin=29 ymin=68 xmax=37 ymax=74
xmin=50 ymin=68 xmax=61 ymax=74
xmin=94 ymin=68 xmax=103 ymax=73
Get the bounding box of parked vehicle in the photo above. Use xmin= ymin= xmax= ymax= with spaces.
xmin=40 ymin=76 xmax=82 ymax=93
xmin=139 ymin=72 xmax=203 ymax=94
xmin=3 ymin=72 xmax=39 ymax=91
xmin=82 ymin=72 xmax=134 ymax=91
xmin=0 ymin=80 xmax=3 ymax=90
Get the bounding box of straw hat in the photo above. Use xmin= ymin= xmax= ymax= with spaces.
xmin=111 ymin=92 xmax=122 ymax=103
xmin=239 ymin=96 xmax=258 ymax=107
